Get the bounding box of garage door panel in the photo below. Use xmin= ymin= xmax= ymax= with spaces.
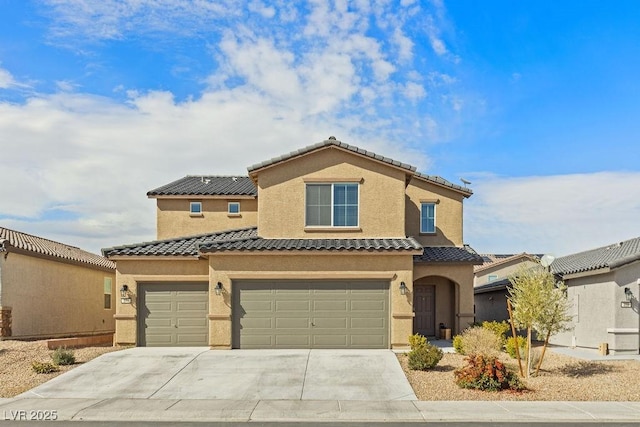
xmin=276 ymin=317 xmax=309 ymax=328
xmin=234 ymin=280 xmax=388 ymax=349
xmin=351 ymin=318 xmax=385 ymax=329
xmin=314 ymin=300 xmax=348 ymax=311
xmin=139 ymin=282 xmax=209 ymax=347
xmin=276 ymin=300 xmax=310 ymax=311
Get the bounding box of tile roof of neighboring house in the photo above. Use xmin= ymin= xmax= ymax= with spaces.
xmin=413 ymin=172 xmax=473 ymax=197
xmin=199 ymin=236 xmax=423 ymax=253
xmin=551 ymin=236 xmax=640 ymax=276
xmin=147 ymin=176 xmax=257 ymax=197
xmin=474 ymin=253 xmax=542 ymax=273
xmin=415 ymin=245 xmax=484 ymax=264
xmin=247 ymin=138 xmax=418 ymax=174
xmin=0 ymin=227 xmax=115 ymax=270
xmin=102 ymin=227 xmax=258 ymax=257
xmin=474 ymin=277 xmax=511 ymax=294
xmin=102 ymin=227 xmax=423 ymax=257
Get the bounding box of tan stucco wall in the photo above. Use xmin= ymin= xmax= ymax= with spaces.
xmin=0 ymin=252 xmax=115 ymax=339
xmin=474 ymin=259 xmax=539 ymax=286
xmin=405 ymin=178 xmax=465 ymax=246
xmin=254 ymin=147 xmax=408 ymax=238
xmin=209 ymin=253 xmax=415 ymax=349
xmin=113 ymin=258 xmax=210 ymax=345
xmin=156 ymin=198 xmax=258 ymax=240
xmin=413 ymin=263 xmax=475 ymax=334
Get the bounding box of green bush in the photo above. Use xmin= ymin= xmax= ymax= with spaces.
xmin=454 ymin=355 xmax=525 ymax=392
xmin=460 ymin=326 xmax=502 ymax=357
xmin=452 ymin=334 xmax=464 ymax=354
xmin=505 ymin=336 xmax=527 ymax=359
xmin=51 ymin=347 xmax=76 ymax=366
xmin=32 ymin=361 xmax=59 ymax=374
xmin=407 ymin=342 xmax=443 ymax=371
xmin=482 ymin=321 xmax=510 ymax=344
xmin=408 ymin=333 xmax=427 ymax=350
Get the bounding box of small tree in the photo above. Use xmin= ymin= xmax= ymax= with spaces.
xmin=508 ymin=265 xmax=572 ymax=377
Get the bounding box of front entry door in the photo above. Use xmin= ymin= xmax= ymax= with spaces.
xmin=413 ymin=285 xmax=435 ymax=337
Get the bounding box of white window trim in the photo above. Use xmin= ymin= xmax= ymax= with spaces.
xmin=420 ymin=202 xmax=436 ymax=234
xmin=304 ymin=182 xmax=360 ymax=228
xmin=189 ymin=201 xmax=203 ymax=216
xmin=228 ymin=201 xmax=240 ymax=216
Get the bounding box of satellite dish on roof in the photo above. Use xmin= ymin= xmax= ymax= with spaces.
xmin=540 ymin=254 xmax=555 ymax=268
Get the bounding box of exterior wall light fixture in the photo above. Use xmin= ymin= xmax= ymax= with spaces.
xmin=399 ymin=281 xmax=407 ymax=295
xmin=120 ymin=284 xmax=132 ymax=304
xmin=624 ymin=287 xmax=632 ymax=302
xmin=215 ymin=282 xmax=223 ymax=296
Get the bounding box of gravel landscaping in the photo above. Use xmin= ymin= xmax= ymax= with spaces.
xmin=399 ymin=351 xmax=640 ymax=401
xmin=0 ymin=340 xmax=123 ymax=398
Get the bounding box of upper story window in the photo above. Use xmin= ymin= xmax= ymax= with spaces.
xmin=306 ymin=183 xmax=359 ymax=227
xmin=228 ymin=202 xmax=240 ymax=215
xmin=420 ymin=202 xmax=436 ymax=233
xmin=190 ymin=201 xmax=202 ymax=216
xmin=104 ymin=277 xmax=112 ymax=309
xmin=488 ymin=275 xmax=498 ymax=283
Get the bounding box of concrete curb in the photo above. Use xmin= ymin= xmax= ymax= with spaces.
xmin=1 ymin=398 xmax=639 ymax=423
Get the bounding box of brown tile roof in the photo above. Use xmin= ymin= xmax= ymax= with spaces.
xmin=412 ymin=173 xmax=473 ymax=197
xmin=247 ymin=138 xmax=417 ymax=174
xmin=474 ymin=253 xmax=541 ymax=273
xmin=0 ymin=227 xmax=115 ymax=271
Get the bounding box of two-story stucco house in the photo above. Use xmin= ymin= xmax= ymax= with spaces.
xmin=103 ymin=138 xmax=483 ymax=348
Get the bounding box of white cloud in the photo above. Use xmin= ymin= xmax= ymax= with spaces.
xmin=465 ymin=172 xmax=640 ymax=256
xmin=0 ymin=68 xmax=16 ymax=88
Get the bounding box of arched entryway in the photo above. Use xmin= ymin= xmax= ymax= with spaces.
xmin=413 ymin=275 xmax=457 ymax=338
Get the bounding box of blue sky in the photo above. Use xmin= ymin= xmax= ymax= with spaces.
xmin=1 ymin=0 xmax=639 ymax=256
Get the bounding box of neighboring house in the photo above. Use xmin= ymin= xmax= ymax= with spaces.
xmin=550 ymin=237 xmax=640 ymax=355
xmin=473 ymin=253 xmax=541 ymax=323
xmin=0 ymin=227 xmax=116 ymax=340
xmin=103 ymin=138 xmax=483 ymax=349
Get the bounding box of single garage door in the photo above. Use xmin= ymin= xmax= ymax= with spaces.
xmin=139 ymin=282 xmax=209 ymax=346
xmin=233 ymin=280 xmax=389 ymax=349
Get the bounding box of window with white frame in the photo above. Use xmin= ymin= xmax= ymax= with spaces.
xmin=306 ymin=183 xmax=359 ymax=227
xmin=189 ymin=201 xmax=202 ymax=215
xmin=228 ymin=202 xmax=240 ymax=215
xmin=420 ymin=202 xmax=436 ymax=233
xmin=488 ymin=275 xmax=498 ymax=283
xmin=104 ymin=277 xmax=112 ymax=309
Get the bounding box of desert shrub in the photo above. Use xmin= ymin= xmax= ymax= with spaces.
xmin=452 ymin=334 xmax=465 ymax=354
xmin=460 ymin=326 xmax=502 ymax=357
xmin=454 ymin=355 xmax=525 ymax=392
xmin=32 ymin=361 xmax=59 ymax=374
xmin=482 ymin=321 xmax=510 ymax=344
xmin=51 ymin=347 xmax=76 ymax=366
xmin=505 ymin=336 xmax=527 ymax=359
xmin=408 ymin=333 xmax=427 ymax=350
xmin=407 ymin=342 xmax=443 ymax=371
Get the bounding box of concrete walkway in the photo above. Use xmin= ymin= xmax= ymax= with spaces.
xmin=1 ymin=398 xmax=639 ymax=423
xmin=2 ymin=347 xmax=639 ymax=423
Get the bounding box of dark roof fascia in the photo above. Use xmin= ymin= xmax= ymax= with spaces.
xmin=474 ymin=278 xmax=511 ymax=294
xmin=247 ymin=139 xmax=418 ymax=177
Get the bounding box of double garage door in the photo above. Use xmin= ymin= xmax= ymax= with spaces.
xmin=232 ymin=280 xmax=389 ymax=349
xmin=139 ymin=280 xmax=389 ymax=349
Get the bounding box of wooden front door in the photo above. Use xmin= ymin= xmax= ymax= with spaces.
xmin=413 ymin=285 xmax=435 ymax=337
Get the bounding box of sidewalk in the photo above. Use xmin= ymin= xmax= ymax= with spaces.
xmin=1 ymin=397 xmax=639 ymax=423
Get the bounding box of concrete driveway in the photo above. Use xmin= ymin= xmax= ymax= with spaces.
xmin=21 ymin=348 xmax=416 ymax=401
